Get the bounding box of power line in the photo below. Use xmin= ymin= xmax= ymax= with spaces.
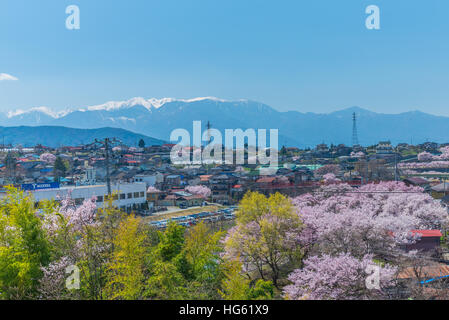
xmin=84 ymin=137 xmax=122 ymax=195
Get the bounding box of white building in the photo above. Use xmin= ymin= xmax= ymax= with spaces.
xmin=28 ymin=182 xmax=149 ymax=213
xmin=376 ymin=141 xmax=394 ymax=154
xmin=83 ymin=167 xmax=96 ymax=185
xmin=133 ymin=172 xmax=164 ymax=187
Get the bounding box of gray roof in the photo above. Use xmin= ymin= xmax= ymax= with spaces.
xmin=431 ymin=182 xmax=449 ymax=192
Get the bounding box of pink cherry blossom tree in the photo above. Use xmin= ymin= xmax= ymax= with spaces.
xmin=399 ymin=161 xmax=449 ymax=169
xmin=40 ymin=194 xmax=98 ymax=299
xmin=323 ymin=173 xmax=341 ymax=184
xmin=38 ymin=256 xmax=78 ymax=300
xmin=292 ymin=181 xmax=448 ymax=259
xmin=283 ymin=253 xmax=397 ymax=300
xmin=417 ymin=152 xmax=434 ymax=162
xmin=186 ymin=185 xmax=211 ymax=198
xmin=314 ymin=164 xmax=340 ymax=177
xmin=40 ymin=153 xmax=57 ymax=164
xmin=435 ymin=146 xmax=449 ymax=160
xmin=147 ymin=186 xmax=161 ymax=193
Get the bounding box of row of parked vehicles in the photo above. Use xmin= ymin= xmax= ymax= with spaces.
xmin=149 ymin=206 xmax=238 ymax=229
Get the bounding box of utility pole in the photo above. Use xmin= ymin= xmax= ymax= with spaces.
xmin=206 ymin=121 xmax=212 ymax=145
xmin=206 ymin=121 xmax=212 ymax=174
xmin=105 ymin=138 xmax=111 ymax=195
xmin=90 ymin=137 xmax=122 ymax=195
xmin=394 ymin=151 xmax=398 ymax=182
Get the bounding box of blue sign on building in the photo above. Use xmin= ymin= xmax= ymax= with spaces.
xmin=21 ymin=182 xmax=60 ymax=191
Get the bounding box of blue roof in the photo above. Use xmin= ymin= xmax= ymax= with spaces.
xmin=420 ymin=274 xmax=449 ymax=284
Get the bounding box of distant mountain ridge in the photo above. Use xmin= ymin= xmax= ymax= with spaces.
xmin=1 ymin=98 xmax=449 ymax=147
xmin=0 ymin=126 xmax=166 ymax=148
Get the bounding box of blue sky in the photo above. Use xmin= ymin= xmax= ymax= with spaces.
xmin=1 ymin=0 xmax=449 ymax=115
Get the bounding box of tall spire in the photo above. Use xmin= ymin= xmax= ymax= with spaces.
xmin=352 ymin=112 xmax=359 ymax=147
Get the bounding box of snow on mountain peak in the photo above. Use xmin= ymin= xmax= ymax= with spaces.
xmin=4 ymin=97 xmax=238 ymax=119
xmin=83 ymin=97 xmax=229 ymax=112
xmin=85 ymin=97 xmax=155 ymax=112
xmin=7 ymin=106 xmax=68 ymax=119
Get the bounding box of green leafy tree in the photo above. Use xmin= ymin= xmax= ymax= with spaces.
xmin=0 ymin=187 xmax=51 ymax=299
xmin=225 ymin=192 xmax=303 ymax=288
xmin=54 ymin=156 xmax=68 ymax=183
xmin=219 ymin=258 xmax=274 ymax=300
xmin=157 ymin=221 xmax=185 ymax=261
xmin=105 ymin=215 xmax=147 ymax=300
xmin=179 ymin=222 xmax=225 ymax=299
xmin=183 ymin=222 xmax=224 ymax=280
xmin=247 ymin=279 xmax=274 ymax=300
xmin=219 ymin=259 xmax=250 ymax=300
xmin=138 ymin=139 xmax=145 ymax=148
xmin=143 ymin=221 xmax=187 ymax=299
xmin=280 ymin=146 xmax=287 ymax=156
xmin=145 ymin=260 xmax=187 ymax=300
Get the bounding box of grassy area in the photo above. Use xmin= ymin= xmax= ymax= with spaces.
xmin=400 ymin=150 xmax=418 ymax=157
xmin=143 ymin=205 xmax=225 ymax=222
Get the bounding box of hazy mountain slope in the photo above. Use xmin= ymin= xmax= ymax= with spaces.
xmin=0 ymin=126 xmax=166 ymax=148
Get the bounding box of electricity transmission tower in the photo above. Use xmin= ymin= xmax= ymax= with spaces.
xmin=352 ymin=112 xmax=359 ymax=147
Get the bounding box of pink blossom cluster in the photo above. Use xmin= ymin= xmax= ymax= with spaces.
xmin=314 ymin=164 xmax=340 ymax=177
xmin=398 ymin=161 xmax=449 ymax=169
xmin=185 ymin=185 xmax=212 ymax=198
xmin=44 ymin=192 xmax=98 ymax=235
xmin=292 ymin=181 xmax=447 ymax=256
xmin=283 ymin=253 xmax=397 ymax=300
xmin=40 ymin=153 xmax=57 ymax=164
xmin=416 ymin=146 xmax=449 ymax=162
xmin=323 ymin=173 xmax=341 ymax=184
xmin=39 ymin=256 xmax=74 ymax=299
xmin=59 ymin=196 xmax=97 ymax=233
xmin=147 ymin=186 xmax=161 ymax=193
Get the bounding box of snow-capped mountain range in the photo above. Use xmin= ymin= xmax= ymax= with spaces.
xmin=1 ymin=97 xmax=449 ymax=147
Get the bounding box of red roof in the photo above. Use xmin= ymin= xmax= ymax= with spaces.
xmin=233 ymin=185 xmax=242 ymax=188
xmin=257 ymin=177 xmax=276 ymax=183
xmin=200 ymin=175 xmax=212 ymax=181
xmin=411 ymin=230 xmax=443 ymax=238
xmin=398 ymin=264 xmax=449 ymax=279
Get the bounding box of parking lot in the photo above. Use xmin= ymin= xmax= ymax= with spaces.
xmin=148 ymin=206 xmax=238 ymax=229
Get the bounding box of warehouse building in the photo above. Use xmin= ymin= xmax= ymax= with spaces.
xmin=23 ymin=182 xmax=149 ymax=213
